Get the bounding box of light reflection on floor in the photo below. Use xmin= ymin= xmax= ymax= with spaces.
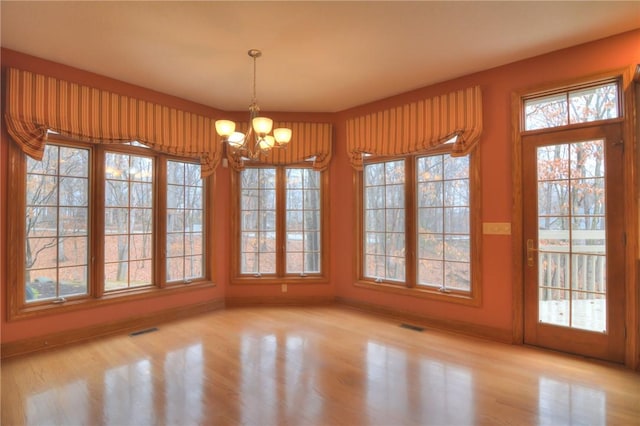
xmin=5 ymin=307 xmax=636 ymax=426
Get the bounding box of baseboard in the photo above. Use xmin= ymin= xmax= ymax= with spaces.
xmin=2 ymin=296 xmax=511 ymax=358
xmin=225 ymin=295 xmax=335 ymax=308
xmin=1 ymin=298 xmax=225 ymax=359
xmin=335 ymin=296 xmax=512 ymax=343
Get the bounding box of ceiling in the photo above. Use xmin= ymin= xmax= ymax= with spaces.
xmin=1 ymin=1 xmax=639 ymax=113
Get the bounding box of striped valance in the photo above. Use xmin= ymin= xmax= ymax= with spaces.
xmin=4 ymin=68 xmax=221 ymax=176
xmin=227 ymin=121 xmax=333 ymax=171
xmin=346 ymin=86 xmax=483 ymax=170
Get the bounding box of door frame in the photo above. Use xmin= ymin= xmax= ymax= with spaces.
xmin=511 ymin=66 xmax=639 ymax=369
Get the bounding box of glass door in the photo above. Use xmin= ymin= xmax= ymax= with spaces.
xmin=522 ymin=124 xmax=625 ymax=362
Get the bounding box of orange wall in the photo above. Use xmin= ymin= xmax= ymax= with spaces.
xmin=333 ymin=29 xmax=640 ymax=334
xmin=0 ymin=49 xmax=231 ymax=343
xmin=2 ymin=29 xmax=640 ymax=344
xmin=0 ymin=49 xmax=336 ymax=343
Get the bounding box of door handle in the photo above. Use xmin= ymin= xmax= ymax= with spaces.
xmin=526 ymin=239 xmax=538 ymax=267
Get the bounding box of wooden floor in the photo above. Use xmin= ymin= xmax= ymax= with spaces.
xmin=1 ymin=305 xmax=639 ymax=426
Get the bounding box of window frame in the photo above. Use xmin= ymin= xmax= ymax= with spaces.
xmin=229 ymin=163 xmax=330 ymax=285
xmin=6 ymin=135 xmax=215 ymax=321
xmin=354 ymin=143 xmax=482 ymax=305
xmin=520 ymin=77 xmax=624 ymax=134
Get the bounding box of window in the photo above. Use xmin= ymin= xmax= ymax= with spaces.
xmin=363 ymin=160 xmax=406 ymax=282
xmin=358 ymin=145 xmax=480 ymax=303
xmin=523 ymin=81 xmax=620 ymax=131
xmin=233 ymin=165 xmax=327 ymax=283
xmin=104 ymin=152 xmax=154 ymax=291
xmin=166 ymin=161 xmax=204 ymax=283
xmin=417 ymin=154 xmax=470 ymax=291
xmin=285 ymin=168 xmax=322 ymax=275
xmin=240 ymin=167 xmax=277 ymax=275
xmin=8 ymin=137 xmax=211 ymax=317
xmin=25 ymin=145 xmax=90 ymax=302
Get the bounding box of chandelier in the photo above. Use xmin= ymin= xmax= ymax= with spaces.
xmin=215 ymin=49 xmax=292 ymax=160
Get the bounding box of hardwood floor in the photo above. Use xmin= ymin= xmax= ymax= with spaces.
xmin=1 ymin=305 xmax=639 ymax=425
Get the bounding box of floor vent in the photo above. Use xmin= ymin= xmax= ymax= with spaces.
xmin=400 ymin=323 xmax=424 ymax=332
xmin=129 ymin=327 xmax=158 ymax=337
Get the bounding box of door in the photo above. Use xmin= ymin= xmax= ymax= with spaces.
xmin=523 ymin=124 xmax=625 ymax=362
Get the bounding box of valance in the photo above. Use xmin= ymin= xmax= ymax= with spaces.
xmin=226 ymin=121 xmax=333 ymax=171
xmin=4 ymin=68 xmax=221 ymax=176
xmin=346 ymin=85 xmax=482 ymax=170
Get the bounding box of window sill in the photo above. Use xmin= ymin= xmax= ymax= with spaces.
xmin=8 ymin=281 xmax=216 ymax=322
xmin=354 ymin=280 xmax=481 ymax=307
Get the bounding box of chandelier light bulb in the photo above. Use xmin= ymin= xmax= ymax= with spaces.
xmin=215 ymin=120 xmax=236 ymax=138
xmin=258 ymin=135 xmax=276 ymax=150
xmin=252 ymin=116 xmax=273 ymax=136
xmin=273 ymin=128 xmax=292 ymax=144
xmin=227 ymin=131 xmax=245 ymax=147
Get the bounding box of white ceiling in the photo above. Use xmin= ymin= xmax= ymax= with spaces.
xmin=1 ymin=1 xmax=639 ymax=113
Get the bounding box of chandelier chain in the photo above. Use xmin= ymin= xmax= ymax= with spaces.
xmin=252 ymin=54 xmax=257 ymax=106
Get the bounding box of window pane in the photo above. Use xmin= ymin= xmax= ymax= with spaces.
xmin=386 ymin=184 xmax=404 ymax=208
xmin=419 ymin=234 xmax=443 ymax=259
xmin=525 ymin=81 xmax=619 ymax=131
xmin=443 ymin=155 xmax=468 ymax=180
xmin=569 ymin=83 xmax=618 ymax=124
xmin=536 ymin=139 xmax=609 ymax=331
xmin=59 ymin=177 xmax=88 ymax=206
xmin=25 ymin=144 xmax=89 ymax=302
xmin=167 ymin=184 xmax=184 ymax=208
xmin=60 ymin=208 xmax=88 ymax=236
xmin=185 ymin=255 xmax=203 ymax=279
xmin=444 ymin=207 xmax=469 ymax=233
xmin=417 ymin=154 xmax=470 ymax=291
xmin=418 ymin=182 xmax=443 ymax=207
xmin=286 ymin=211 xmax=303 ymax=231
xmin=445 ymin=261 xmax=470 ymax=291
xmin=106 ymin=208 xmax=129 ymax=234
xmin=443 ymin=180 xmax=469 ymax=207
xmin=417 ymin=156 xmax=442 ymax=181
xmin=27 ymin=175 xmax=58 ymax=206
xmin=59 ymin=265 xmax=88 ymax=297
xmin=445 ymin=235 xmax=470 ymax=262
xmin=363 ymin=160 xmax=405 ymax=281
xmin=418 ymin=207 xmax=443 ymax=233
xmin=131 ymin=183 xmax=152 ymax=207
xmin=166 ymin=161 xmax=204 ymax=283
xmin=524 ymin=93 xmax=568 ymax=130
xmin=365 ymin=163 xmax=385 ymax=186
xmin=166 ymin=257 xmax=184 ymax=282
xmin=167 ymin=161 xmax=185 ymax=185
xmin=537 ymin=144 xmax=570 ymax=180
xmin=366 ymin=210 xmax=385 ymax=232
xmin=27 ymin=207 xmax=57 ymax=237
xmin=131 ymin=209 xmax=152 ymax=233
xmin=105 ymin=152 xmax=154 ymax=291
xmin=59 ymin=147 xmax=89 ymax=177
xmin=186 ymin=210 xmax=203 ymax=232
xmin=286 ymin=171 xmax=322 ymax=274
xmin=130 ymin=156 xmax=153 ymax=182
xmin=365 ymin=186 xmax=385 ymax=209
xmin=27 ymin=146 xmax=58 ymax=175
xmin=240 ymin=168 xmax=276 ymax=274
xmin=131 ymin=234 xmax=152 ymax=260
xmin=130 ymin=260 xmax=152 ymax=287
